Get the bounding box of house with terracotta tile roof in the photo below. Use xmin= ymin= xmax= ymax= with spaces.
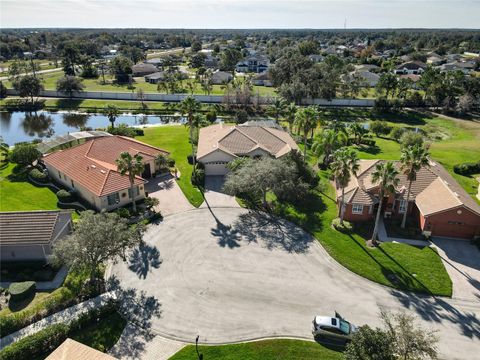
xmin=42 ymin=135 xmax=169 ymax=211
xmin=0 ymin=210 xmax=72 ymax=261
xmin=46 ymin=338 xmax=117 ymax=360
xmin=336 ymin=159 xmax=480 ymax=240
xmin=197 ymin=123 xmax=299 ymax=175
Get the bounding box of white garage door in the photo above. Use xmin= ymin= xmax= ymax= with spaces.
xmin=204 ymin=162 xmax=229 ymax=176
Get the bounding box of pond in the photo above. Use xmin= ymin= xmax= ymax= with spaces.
xmin=0 ymin=111 xmax=187 ymax=145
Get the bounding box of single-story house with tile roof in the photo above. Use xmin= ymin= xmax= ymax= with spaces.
xmin=42 ymin=135 xmax=169 ymax=211
xmin=336 ymin=159 xmax=480 ymax=240
xmin=132 ymin=63 xmax=158 ymax=77
xmin=197 ymin=123 xmax=299 ymax=176
xmin=210 ymin=71 xmax=233 ymax=85
xmin=0 ymin=210 xmax=72 ymax=261
xmin=46 ymin=338 xmax=117 ymax=360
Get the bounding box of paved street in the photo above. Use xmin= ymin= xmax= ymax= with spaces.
xmin=111 ymin=208 xmax=480 ymax=360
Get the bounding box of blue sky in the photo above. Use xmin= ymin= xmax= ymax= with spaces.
xmin=1 ymin=0 xmax=479 ymax=29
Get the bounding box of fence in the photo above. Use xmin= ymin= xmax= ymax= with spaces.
xmin=6 ymin=89 xmax=376 ymax=107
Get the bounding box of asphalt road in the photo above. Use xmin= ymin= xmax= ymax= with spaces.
xmin=111 ymin=207 xmax=480 ymax=360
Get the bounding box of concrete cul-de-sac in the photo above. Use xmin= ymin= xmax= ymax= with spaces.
xmin=111 ymin=207 xmax=480 ymax=360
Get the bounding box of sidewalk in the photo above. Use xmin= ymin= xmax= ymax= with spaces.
xmin=0 ymin=291 xmax=116 ymax=350
xmin=0 ymin=266 xmax=68 ymax=291
xmin=378 ymin=217 xmax=432 ymax=247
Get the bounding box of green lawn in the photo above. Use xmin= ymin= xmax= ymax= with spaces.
xmin=0 ymin=163 xmax=59 ymax=212
xmin=70 ymin=311 xmax=126 ymax=353
xmin=274 ymin=172 xmax=452 ymax=296
xmin=137 ymin=126 xmax=204 ymax=207
xmin=169 ymin=339 xmax=342 ymax=360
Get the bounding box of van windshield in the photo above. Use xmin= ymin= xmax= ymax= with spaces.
xmin=339 ymin=319 xmax=351 ymax=334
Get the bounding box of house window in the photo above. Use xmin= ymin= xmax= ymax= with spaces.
xmin=107 ymin=192 xmax=120 ymax=206
xmin=352 ymin=204 xmax=364 ymax=214
xmin=128 ymin=186 xmax=140 ymax=199
xmin=399 ymin=200 xmax=407 ymax=213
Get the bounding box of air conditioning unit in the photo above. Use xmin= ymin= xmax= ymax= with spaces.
xmin=384 ymin=211 xmax=392 ymax=219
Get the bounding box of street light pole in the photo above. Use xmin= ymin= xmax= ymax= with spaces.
xmin=195 ymin=335 xmax=203 ymax=360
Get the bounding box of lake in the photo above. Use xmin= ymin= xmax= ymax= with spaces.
xmin=0 ymin=111 xmax=187 ymax=145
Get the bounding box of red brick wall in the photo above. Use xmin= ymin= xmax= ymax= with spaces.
xmin=343 ymin=203 xmax=374 ymax=222
xmin=422 ymin=206 xmax=480 ymax=239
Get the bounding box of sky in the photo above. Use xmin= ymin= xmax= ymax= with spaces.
xmin=1 ymin=0 xmax=479 ymax=29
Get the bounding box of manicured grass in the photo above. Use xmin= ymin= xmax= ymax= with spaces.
xmin=0 ymin=163 xmax=59 ymax=212
xmin=0 ymin=292 xmax=51 ymax=316
xmin=137 ymin=126 xmax=204 ymax=207
xmin=70 ymin=311 xmax=126 ymax=353
xmin=274 ymin=172 xmax=452 ymax=297
xmin=169 ymin=339 xmax=342 ymax=360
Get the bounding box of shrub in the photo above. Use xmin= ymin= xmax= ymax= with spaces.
xmin=29 ymin=168 xmax=48 ymax=183
xmin=370 ymin=121 xmax=392 ymax=137
xmin=187 ymin=154 xmax=196 ymax=165
xmin=167 ymin=158 xmax=176 ymax=167
xmin=191 ymin=167 xmax=205 ymax=186
xmin=206 ymin=110 xmax=217 ymax=123
xmin=10 ymin=144 xmax=41 ymax=166
xmin=400 ymin=131 xmax=424 ymax=149
xmin=116 ymin=207 xmax=131 ymax=218
xmin=331 ymin=218 xmax=353 ymax=232
xmin=235 ymin=109 xmax=248 ymax=124
xmin=133 ymin=128 xmax=144 ymax=136
xmin=8 ymin=281 xmax=36 ymax=302
xmin=108 ymin=124 xmax=136 ymax=138
xmin=56 ymin=189 xmax=73 ymax=203
xmin=453 ymin=161 xmax=480 ymax=176
xmin=389 ymin=127 xmax=406 ymax=141
xmin=360 ymin=139 xmax=376 ymax=147
xmin=0 ymin=81 xmax=7 ymax=99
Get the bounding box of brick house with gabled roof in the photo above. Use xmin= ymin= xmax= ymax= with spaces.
xmin=336 ymin=159 xmax=480 ymax=240
xmin=42 ymin=135 xmax=169 ymax=211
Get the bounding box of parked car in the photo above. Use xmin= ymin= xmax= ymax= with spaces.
xmin=312 ymin=313 xmax=358 ymax=343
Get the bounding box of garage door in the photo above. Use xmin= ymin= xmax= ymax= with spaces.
xmin=204 ymin=162 xmax=229 ymax=176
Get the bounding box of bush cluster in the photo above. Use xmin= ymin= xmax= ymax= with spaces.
xmin=331 ymin=218 xmax=353 ymax=232
xmin=191 ymin=167 xmax=205 ymax=186
xmin=56 ymin=189 xmax=75 ymax=203
xmin=0 ymin=302 xmax=118 ymax=360
xmin=370 ymin=120 xmax=392 ymax=137
xmin=29 ymin=168 xmax=48 ymax=183
xmin=453 ymin=161 xmax=480 ymax=176
xmin=8 ymin=281 xmax=36 ymax=302
xmin=116 ymin=207 xmax=131 ymax=219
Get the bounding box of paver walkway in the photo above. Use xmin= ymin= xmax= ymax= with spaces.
xmin=0 ymin=292 xmax=115 ymax=349
xmin=110 ymin=324 xmax=185 ymax=360
xmin=378 ymin=217 xmax=431 ymax=247
xmin=145 ymin=173 xmax=194 ymax=216
xmin=0 ymin=266 xmax=68 ymax=291
xmin=200 ymin=176 xmax=239 ymax=209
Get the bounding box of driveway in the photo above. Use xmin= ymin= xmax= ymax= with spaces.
xmin=432 ymin=237 xmax=480 ymax=301
xmin=200 ymin=176 xmax=239 ymax=208
xmin=111 ymin=208 xmax=480 ymax=360
xmin=145 ymin=174 xmax=194 ymax=216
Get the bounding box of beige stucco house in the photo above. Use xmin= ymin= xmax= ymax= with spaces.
xmin=197 ymin=123 xmax=299 ymax=175
xmin=42 ymin=135 xmax=169 ymax=211
xmin=0 ymin=210 xmax=72 ymax=261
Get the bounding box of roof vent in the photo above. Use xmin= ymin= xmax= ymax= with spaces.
xmin=453 ymin=192 xmax=459 ymax=197
xmin=100 ymin=170 xmax=106 ymax=174
xmin=91 ymin=165 xmax=96 ymax=168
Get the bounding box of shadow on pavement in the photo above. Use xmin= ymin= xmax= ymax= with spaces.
xmin=128 ymin=243 xmax=163 ymax=279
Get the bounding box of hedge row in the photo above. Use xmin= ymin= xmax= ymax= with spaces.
xmin=8 ymin=281 xmax=36 ymax=302
xmin=0 ymin=302 xmax=118 ymax=360
xmin=453 ymin=161 xmax=480 ymax=176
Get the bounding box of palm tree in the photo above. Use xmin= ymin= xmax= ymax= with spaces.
xmin=349 ymin=122 xmax=368 ymax=145
xmin=371 ymin=162 xmax=400 ymax=244
xmin=294 ymin=106 xmax=318 ymax=160
xmin=400 ymin=144 xmax=430 ymax=228
xmin=116 ymin=152 xmax=145 ymax=214
xmin=331 ymin=148 xmax=359 ymax=224
xmin=311 ymin=129 xmax=348 ymax=167
xmin=180 ymin=96 xmax=201 ymax=167
xmin=266 ymin=97 xmax=287 ymax=122
xmin=104 ymin=105 xmax=119 ymax=129
xmin=155 ymin=153 xmax=169 ymax=172
xmin=284 ymin=102 xmax=297 ymax=133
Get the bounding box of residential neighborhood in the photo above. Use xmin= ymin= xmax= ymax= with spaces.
xmin=1 ymin=2 xmax=480 ymax=360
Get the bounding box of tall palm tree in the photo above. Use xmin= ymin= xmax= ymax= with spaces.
xmin=331 ymin=148 xmax=360 ymax=224
xmin=371 ymin=162 xmax=400 ymax=244
xmin=311 ymin=128 xmax=348 ymax=167
xmin=116 ymin=152 xmax=145 ymax=214
xmin=284 ymin=102 xmax=297 ymax=133
xmin=104 ymin=105 xmax=119 ymax=129
xmin=400 ymin=144 xmax=430 ymax=228
xmin=294 ymin=106 xmax=318 ymax=161
xmin=266 ymin=97 xmax=287 ymax=122
xmin=180 ymin=96 xmax=201 ymax=167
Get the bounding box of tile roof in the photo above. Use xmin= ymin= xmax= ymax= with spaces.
xmin=43 ymin=135 xmax=168 ymax=197
xmin=335 ymin=159 xmax=480 ymax=217
xmin=46 ymin=338 xmax=117 ymax=360
xmin=0 ymin=210 xmax=72 ymax=246
xmin=197 ymin=124 xmax=299 ymax=160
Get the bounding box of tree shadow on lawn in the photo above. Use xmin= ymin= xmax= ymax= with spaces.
xmin=128 ymin=243 xmax=162 ymax=280
xmin=54 ymin=98 xmax=84 ymax=109
xmin=355 ymin=144 xmax=381 ymax=155
xmin=389 ymin=289 xmax=480 ymax=340
xmin=377 ymin=110 xmax=431 ymax=126
xmin=233 ymin=211 xmax=314 ymax=254
xmin=106 ymin=275 xmax=162 ymax=359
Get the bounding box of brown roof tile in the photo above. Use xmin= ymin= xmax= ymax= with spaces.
xmin=46 ymin=338 xmax=117 ymax=360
